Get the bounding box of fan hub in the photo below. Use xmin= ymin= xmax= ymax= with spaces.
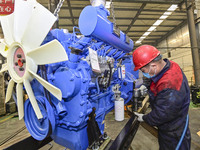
xmin=13 ymin=47 xmax=26 ymax=77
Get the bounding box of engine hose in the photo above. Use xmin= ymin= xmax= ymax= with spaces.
xmin=96 ymin=76 xmax=101 ymax=94
xmin=175 ymin=114 xmax=189 ymax=150
xmin=107 ymin=62 xmax=112 ymax=87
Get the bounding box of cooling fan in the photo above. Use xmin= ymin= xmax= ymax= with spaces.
xmin=0 ymin=0 xmax=68 ymax=120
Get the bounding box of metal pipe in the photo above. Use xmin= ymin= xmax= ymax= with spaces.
xmin=185 ymin=1 xmax=200 ymax=86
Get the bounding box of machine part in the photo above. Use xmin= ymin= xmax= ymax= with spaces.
xmin=40 ymin=65 xmax=52 ymax=105
xmin=133 ymin=88 xmax=141 ymax=111
xmin=0 ymin=1 xmax=141 ymax=149
xmin=79 ymin=5 xmax=133 ymax=53
xmin=114 ymin=98 xmax=124 ymax=121
xmin=112 ymin=84 xmax=124 ymax=121
xmin=0 ymin=0 xmax=68 ymax=120
xmin=87 ymin=107 xmax=102 ymax=149
xmin=24 ymin=96 xmax=55 ymax=141
xmin=112 ymin=84 xmax=121 ymax=100
xmin=108 ymin=115 xmax=139 ymax=150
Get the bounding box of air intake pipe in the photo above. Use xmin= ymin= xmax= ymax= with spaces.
xmin=79 ymin=1 xmax=134 ymax=53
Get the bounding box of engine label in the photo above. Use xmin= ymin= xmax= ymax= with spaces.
xmin=118 ymin=65 xmax=125 ymax=79
xmin=89 ymin=47 xmax=101 ymax=73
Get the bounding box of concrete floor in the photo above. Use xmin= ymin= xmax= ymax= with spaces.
xmin=0 ymin=106 xmax=199 ymax=150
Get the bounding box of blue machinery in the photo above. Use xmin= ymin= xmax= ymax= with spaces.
xmin=16 ymin=2 xmax=141 ymax=150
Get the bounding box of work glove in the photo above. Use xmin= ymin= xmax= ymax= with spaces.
xmin=134 ymin=112 xmax=144 ymax=122
xmin=139 ymin=85 xmax=148 ymax=96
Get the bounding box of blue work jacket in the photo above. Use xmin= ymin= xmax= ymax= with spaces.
xmin=143 ymin=59 xmax=191 ymax=150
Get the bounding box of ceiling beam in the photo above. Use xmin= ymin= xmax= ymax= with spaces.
xmin=59 ymin=16 xmax=185 ymax=21
xmin=61 ymin=6 xmax=186 ymax=13
xmin=76 ymin=0 xmax=182 ymax=4
xmin=66 ymin=0 xmax=75 ymax=26
xmin=115 ymin=0 xmax=182 ymax=4
xmin=155 ymin=19 xmax=187 ymax=45
xmin=129 ymin=35 xmax=164 ymax=38
xmin=125 ymin=3 xmax=146 ymax=33
xmin=121 ymin=24 xmax=177 ymax=27
xmin=134 ymin=17 xmax=185 ymax=21
xmin=128 ymin=30 xmax=168 ymax=33
xmin=59 ymin=24 xmax=177 ymax=28
xmin=59 ymin=24 xmax=177 ymax=27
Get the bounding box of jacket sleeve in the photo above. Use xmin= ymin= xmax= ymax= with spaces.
xmin=143 ymin=88 xmax=183 ymax=127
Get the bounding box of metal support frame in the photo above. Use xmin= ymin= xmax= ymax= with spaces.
xmin=185 ymin=1 xmax=200 ymax=86
xmin=125 ymin=3 xmax=146 ymax=34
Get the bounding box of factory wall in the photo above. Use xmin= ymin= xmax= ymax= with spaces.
xmin=157 ymin=24 xmax=194 ymax=85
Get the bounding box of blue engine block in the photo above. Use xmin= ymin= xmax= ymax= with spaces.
xmin=23 ymin=4 xmax=142 ymax=150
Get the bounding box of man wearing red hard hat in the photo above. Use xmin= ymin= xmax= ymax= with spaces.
xmin=132 ymin=45 xmax=191 ymax=150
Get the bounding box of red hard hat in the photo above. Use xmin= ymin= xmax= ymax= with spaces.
xmin=132 ymin=45 xmax=160 ymax=71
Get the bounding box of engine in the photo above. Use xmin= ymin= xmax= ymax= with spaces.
xmin=0 ymin=1 xmax=142 ymax=150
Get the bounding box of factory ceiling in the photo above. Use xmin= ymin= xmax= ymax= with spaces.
xmin=0 ymin=0 xmax=188 ymax=49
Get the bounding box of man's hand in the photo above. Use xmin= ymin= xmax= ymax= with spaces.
xmin=134 ymin=112 xmax=144 ymax=122
xmin=139 ymin=85 xmax=148 ymax=96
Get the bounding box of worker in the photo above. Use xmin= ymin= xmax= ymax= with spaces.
xmin=132 ymin=45 xmax=191 ymax=150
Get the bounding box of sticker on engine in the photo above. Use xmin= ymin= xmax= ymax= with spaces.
xmin=121 ymin=65 xmax=125 ymax=79
xmin=89 ymin=47 xmax=101 ymax=73
xmin=118 ymin=65 xmax=125 ymax=79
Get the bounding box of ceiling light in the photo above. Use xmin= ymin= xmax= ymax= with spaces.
xmin=136 ymin=41 xmax=142 ymax=44
xmin=167 ymin=4 xmax=178 ymax=11
xmin=148 ymin=26 xmax=156 ymax=32
xmin=153 ymin=20 xmax=164 ymax=26
xmin=159 ymin=15 xmax=168 ymax=20
xmin=140 ymin=36 xmax=146 ymax=39
xmin=134 ymin=4 xmax=177 ymax=45
xmin=143 ymin=32 xmax=151 ymax=36
xmin=163 ymin=12 xmax=172 ymax=16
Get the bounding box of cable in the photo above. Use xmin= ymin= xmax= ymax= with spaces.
xmin=175 ymin=114 xmax=189 ymax=150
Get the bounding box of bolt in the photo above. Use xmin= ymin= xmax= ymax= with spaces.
xmin=82 ymin=78 xmax=87 ymax=83
xmin=80 ymin=101 xmax=86 ymax=106
xmin=80 ymin=90 xmax=86 ymax=96
xmin=17 ymin=54 xmax=22 ymax=58
xmin=70 ymin=76 xmax=74 ymax=81
xmin=76 ymin=121 xmax=80 ymax=126
xmin=123 ymin=82 xmax=127 ymax=86
xmin=19 ymin=67 xmax=24 ymax=71
xmin=79 ymin=112 xmax=84 ymax=118
xmin=22 ymin=59 xmax=26 ymax=63
xmin=77 ymin=68 xmax=81 ymax=71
